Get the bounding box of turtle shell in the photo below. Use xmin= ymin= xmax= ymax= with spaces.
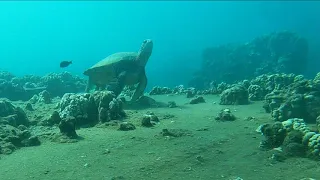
xmin=83 ymin=52 xmax=138 ymax=76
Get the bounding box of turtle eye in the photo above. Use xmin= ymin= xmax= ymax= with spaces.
xmin=143 ymin=40 xmax=147 ymax=43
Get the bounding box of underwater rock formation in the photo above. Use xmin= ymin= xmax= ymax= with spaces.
xmin=189 ymin=96 xmax=205 ymax=104
xmin=248 ymin=85 xmax=264 ymax=101
xmin=148 ymin=84 xmax=224 ymax=97
xmin=168 ymin=101 xmax=177 ymax=108
xmin=0 ymin=100 xmax=29 ymax=127
xmin=149 ymin=86 xmax=173 ymax=95
xmin=38 ymin=90 xmax=52 ymax=104
xmin=118 ymin=122 xmax=136 ymax=131
xmin=40 ymin=72 xmax=86 ymax=97
xmin=59 ymin=91 xmax=125 ymax=127
xmin=0 ymin=124 xmax=40 ymax=154
xmin=258 ymin=118 xmax=320 ymax=160
xmin=215 ymin=108 xmax=236 ymax=121
xmin=219 ymin=85 xmax=249 ymax=105
xmin=0 ymin=71 xmax=86 ymax=101
xmin=58 ymin=116 xmax=78 ymax=138
xmin=148 ymin=72 xmax=320 ymax=124
xmin=189 ymin=31 xmax=309 ymax=89
xmin=141 ymin=112 xmax=159 ymax=127
xmin=0 ymin=100 xmax=39 ymax=154
xmin=262 ymin=73 xmax=320 ymax=123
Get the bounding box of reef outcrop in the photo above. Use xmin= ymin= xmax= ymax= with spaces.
xmin=59 ymin=91 xmax=126 ymax=127
xmin=0 ymin=71 xmax=86 ymax=101
xmin=189 ymin=31 xmax=308 ymax=89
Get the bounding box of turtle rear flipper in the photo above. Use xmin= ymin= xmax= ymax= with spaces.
xmin=111 ymin=71 xmax=127 ymax=96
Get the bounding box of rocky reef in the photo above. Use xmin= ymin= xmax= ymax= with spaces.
xmin=148 ymin=84 xmax=228 ymax=97
xmin=189 ymin=31 xmax=309 ymax=89
xmin=0 ymin=99 xmax=40 ymax=154
xmin=257 ymin=118 xmax=320 ymax=160
xmin=59 ymin=91 xmax=126 ymax=127
xmin=149 ymin=71 xmax=320 ymax=123
xmin=219 ymin=84 xmax=249 ymax=105
xmin=262 ymin=73 xmax=320 ymax=123
xmin=0 ymin=84 xmax=129 ymax=153
xmin=0 ymin=30 xmax=319 ymax=168
xmin=0 ymin=99 xmax=29 ymax=127
xmin=0 ymin=71 xmax=86 ymax=101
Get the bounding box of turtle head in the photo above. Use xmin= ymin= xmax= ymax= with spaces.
xmin=137 ymin=39 xmax=153 ymax=67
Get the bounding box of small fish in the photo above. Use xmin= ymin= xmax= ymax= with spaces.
xmin=60 ymin=61 xmax=72 ymax=68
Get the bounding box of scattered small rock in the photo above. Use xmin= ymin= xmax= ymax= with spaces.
xmin=141 ymin=114 xmax=159 ymax=127
xmin=168 ymin=101 xmax=177 ymax=108
xmin=103 ymin=149 xmax=111 ymax=154
xmin=195 ymin=155 xmax=205 ymax=163
xmin=141 ymin=116 xmax=153 ymax=127
xmin=189 ymin=96 xmax=205 ymax=104
xmin=118 ymin=122 xmax=136 ymax=131
xmin=245 ymin=116 xmax=256 ymax=121
xmin=196 ymin=127 xmax=209 ymax=131
xmin=162 ymin=114 xmax=175 ymax=119
xmin=215 ymin=108 xmax=236 ymax=121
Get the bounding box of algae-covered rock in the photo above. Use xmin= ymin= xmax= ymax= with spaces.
xmin=0 ymin=71 xmax=87 ymax=101
xmin=141 ymin=113 xmax=159 ymax=127
xmin=58 ymin=116 xmax=78 ymax=138
xmin=258 ymin=122 xmax=287 ymax=149
xmin=118 ymin=122 xmax=135 ymax=131
xmin=38 ymin=90 xmax=52 ymax=104
xmin=0 ymin=124 xmax=40 ymax=154
xmin=282 ymin=130 xmax=306 ymax=157
xmin=220 ymin=85 xmax=249 ymax=105
xmin=258 ymin=118 xmax=320 ymax=160
xmin=215 ymin=108 xmax=236 ymax=121
xmin=248 ymin=85 xmax=264 ymax=101
xmin=59 ymin=91 xmax=125 ymax=127
xmin=189 ymin=96 xmax=205 ymax=104
xmin=149 ymin=86 xmax=172 ymax=95
xmin=0 ymin=100 xmax=29 ymax=127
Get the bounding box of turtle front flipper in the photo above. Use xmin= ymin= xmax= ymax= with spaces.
xmin=131 ymin=73 xmax=147 ymax=102
xmin=85 ymin=77 xmax=94 ymax=93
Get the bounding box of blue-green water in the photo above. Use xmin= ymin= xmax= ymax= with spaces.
xmin=1 ymin=2 xmax=320 ymax=179
xmin=0 ymin=1 xmax=319 ymax=88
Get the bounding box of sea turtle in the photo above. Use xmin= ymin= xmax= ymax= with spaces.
xmin=83 ymin=39 xmax=153 ymax=102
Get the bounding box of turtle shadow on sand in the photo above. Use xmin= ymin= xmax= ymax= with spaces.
xmin=123 ymin=95 xmax=168 ymax=110
xmin=52 ymin=133 xmax=85 ymax=143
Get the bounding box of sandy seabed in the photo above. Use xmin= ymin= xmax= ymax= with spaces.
xmin=0 ymin=95 xmax=319 ymax=180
